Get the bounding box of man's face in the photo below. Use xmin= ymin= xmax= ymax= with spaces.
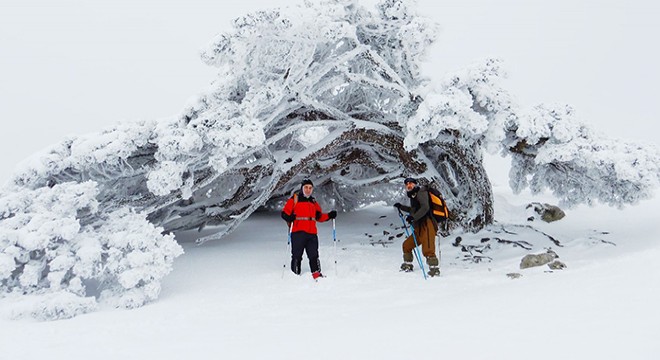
xmin=405 ymin=182 xmax=416 ymax=191
xmin=302 ymin=184 xmax=314 ymax=197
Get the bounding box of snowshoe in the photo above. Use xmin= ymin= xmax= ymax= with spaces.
xmin=400 ymin=262 xmax=413 ymax=272
xmin=312 ymin=271 xmax=324 ymax=280
xmin=427 ymin=267 xmax=440 ymax=277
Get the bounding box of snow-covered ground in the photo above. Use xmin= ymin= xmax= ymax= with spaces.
xmin=2 ymin=178 xmax=658 ymax=359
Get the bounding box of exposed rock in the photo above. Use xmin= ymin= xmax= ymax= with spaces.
xmin=520 ymin=249 xmax=559 ymax=269
xmin=506 ymin=273 xmax=522 ymax=279
xmin=526 ymin=202 xmax=566 ymax=223
xmin=548 ymin=260 xmax=567 ymax=270
xmin=452 ymin=236 xmax=463 ymax=246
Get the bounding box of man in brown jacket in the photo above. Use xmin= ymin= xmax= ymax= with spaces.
xmin=394 ymin=177 xmax=440 ymax=277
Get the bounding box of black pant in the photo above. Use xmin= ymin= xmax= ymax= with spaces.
xmin=291 ymin=232 xmax=320 ymax=274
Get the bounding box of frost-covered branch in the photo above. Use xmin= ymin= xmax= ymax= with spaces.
xmin=506 ymin=104 xmax=660 ymax=207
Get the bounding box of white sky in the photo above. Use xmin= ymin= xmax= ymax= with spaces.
xmin=1 ymin=0 xmax=658 ymax=183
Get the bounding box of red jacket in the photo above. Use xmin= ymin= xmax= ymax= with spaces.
xmin=281 ymin=192 xmax=330 ymax=234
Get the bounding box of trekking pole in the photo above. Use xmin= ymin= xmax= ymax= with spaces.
xmin=397 ymin=209 xmax=427 ymax=280
xmin=332 ymin=218 xmax=337 ymax=276
xmin=281 ymin=222 xmax=293 ymax=279
xmin=397 ymin=209 xmax=411 ymax=238
xmin=409 ymin=223 xmax=427 ymax=280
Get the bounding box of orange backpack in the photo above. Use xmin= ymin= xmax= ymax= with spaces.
xmin=425 ymin=186 xmax=449 ymax=222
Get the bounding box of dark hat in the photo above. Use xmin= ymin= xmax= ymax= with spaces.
xmin=403 ymin=177 xmax=418 ymax=185
xmin=301 ymin=178 xmax=314 ymax=187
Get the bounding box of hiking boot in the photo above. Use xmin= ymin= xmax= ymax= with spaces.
xmin=312 ymin=271 xmax=324 ymax=280
xmin=400 ymin=262 xmax=414 ymax=272
xmin=426 ymin=256 xmax=439 ymax=267
xmin=291 ymin=259 xmax=302 ymax=275
xmin=428 ymin=266 xmax=440 ymax=277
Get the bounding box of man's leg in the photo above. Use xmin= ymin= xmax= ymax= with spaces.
xmin=290 ymin=232 xmax=305 ymax=275
xmin=401 ymin=235 xmax=416 ymax=271
xmin=305 ymin=234 xmax=321 ymax=273
xmin=419 ymin=218 xmax=440 ymax=276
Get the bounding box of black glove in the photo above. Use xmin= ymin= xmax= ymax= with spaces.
xmin=393 ymin=203 xmax=402 ymax=209
xmin=406 ymin=215 xmax=414 ymax=224
xmin=281 ymin=212 xmax=295 ymax=222
xmin=328 ymin=210 xmax=337 ymax=219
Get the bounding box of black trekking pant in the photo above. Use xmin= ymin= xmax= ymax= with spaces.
xmin=290 ymin=231 xmax=320 ymax=274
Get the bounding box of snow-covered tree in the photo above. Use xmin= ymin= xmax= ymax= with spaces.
xmin=1 ymin=0 xmax=659 ymax=316
xmin=0 ymin=181 xmax=183 ymax=319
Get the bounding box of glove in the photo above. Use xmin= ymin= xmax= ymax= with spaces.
xmin=282 ymin=212 xmax=295 ymax=222
xmin=328 ymin=210 xmax=337 ymax=219
xmin=393 ymin=203 xmax=402 ymax=209
xmin=406 ymin=215 xmax=414 ymax=224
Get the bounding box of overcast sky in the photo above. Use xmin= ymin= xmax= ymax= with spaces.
xmin=1 ymin=0 xmax=658 ymax=184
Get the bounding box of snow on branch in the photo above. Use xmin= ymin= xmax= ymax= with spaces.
xmin=404 ymin=58 xmax=514 ymax=150
xmin=507 ymin=104 xmax=660 ymax=207
xmin=0 ymin=182 xmax=182 ymax=320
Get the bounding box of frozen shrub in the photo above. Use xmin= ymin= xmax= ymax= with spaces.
xmin=0 ymin=182 xmax=182 ymax=320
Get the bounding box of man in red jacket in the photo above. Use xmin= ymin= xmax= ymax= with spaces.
xmin=281 ymin=179 xmax=337 ymax=279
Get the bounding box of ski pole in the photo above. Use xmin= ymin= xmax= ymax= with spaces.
xmin=332 ymin=218 xmax=337 ymax=276
xmin=282 ymin=222 xmax=293 ymax=279
xmin=397 ymin=209 xmax=427 ymax=280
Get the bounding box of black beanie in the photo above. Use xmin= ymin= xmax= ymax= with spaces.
xmin=301 ymin=179 xmax=314 ymax=187
xmin=404 ymin=177 xmax=418 ymax=185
